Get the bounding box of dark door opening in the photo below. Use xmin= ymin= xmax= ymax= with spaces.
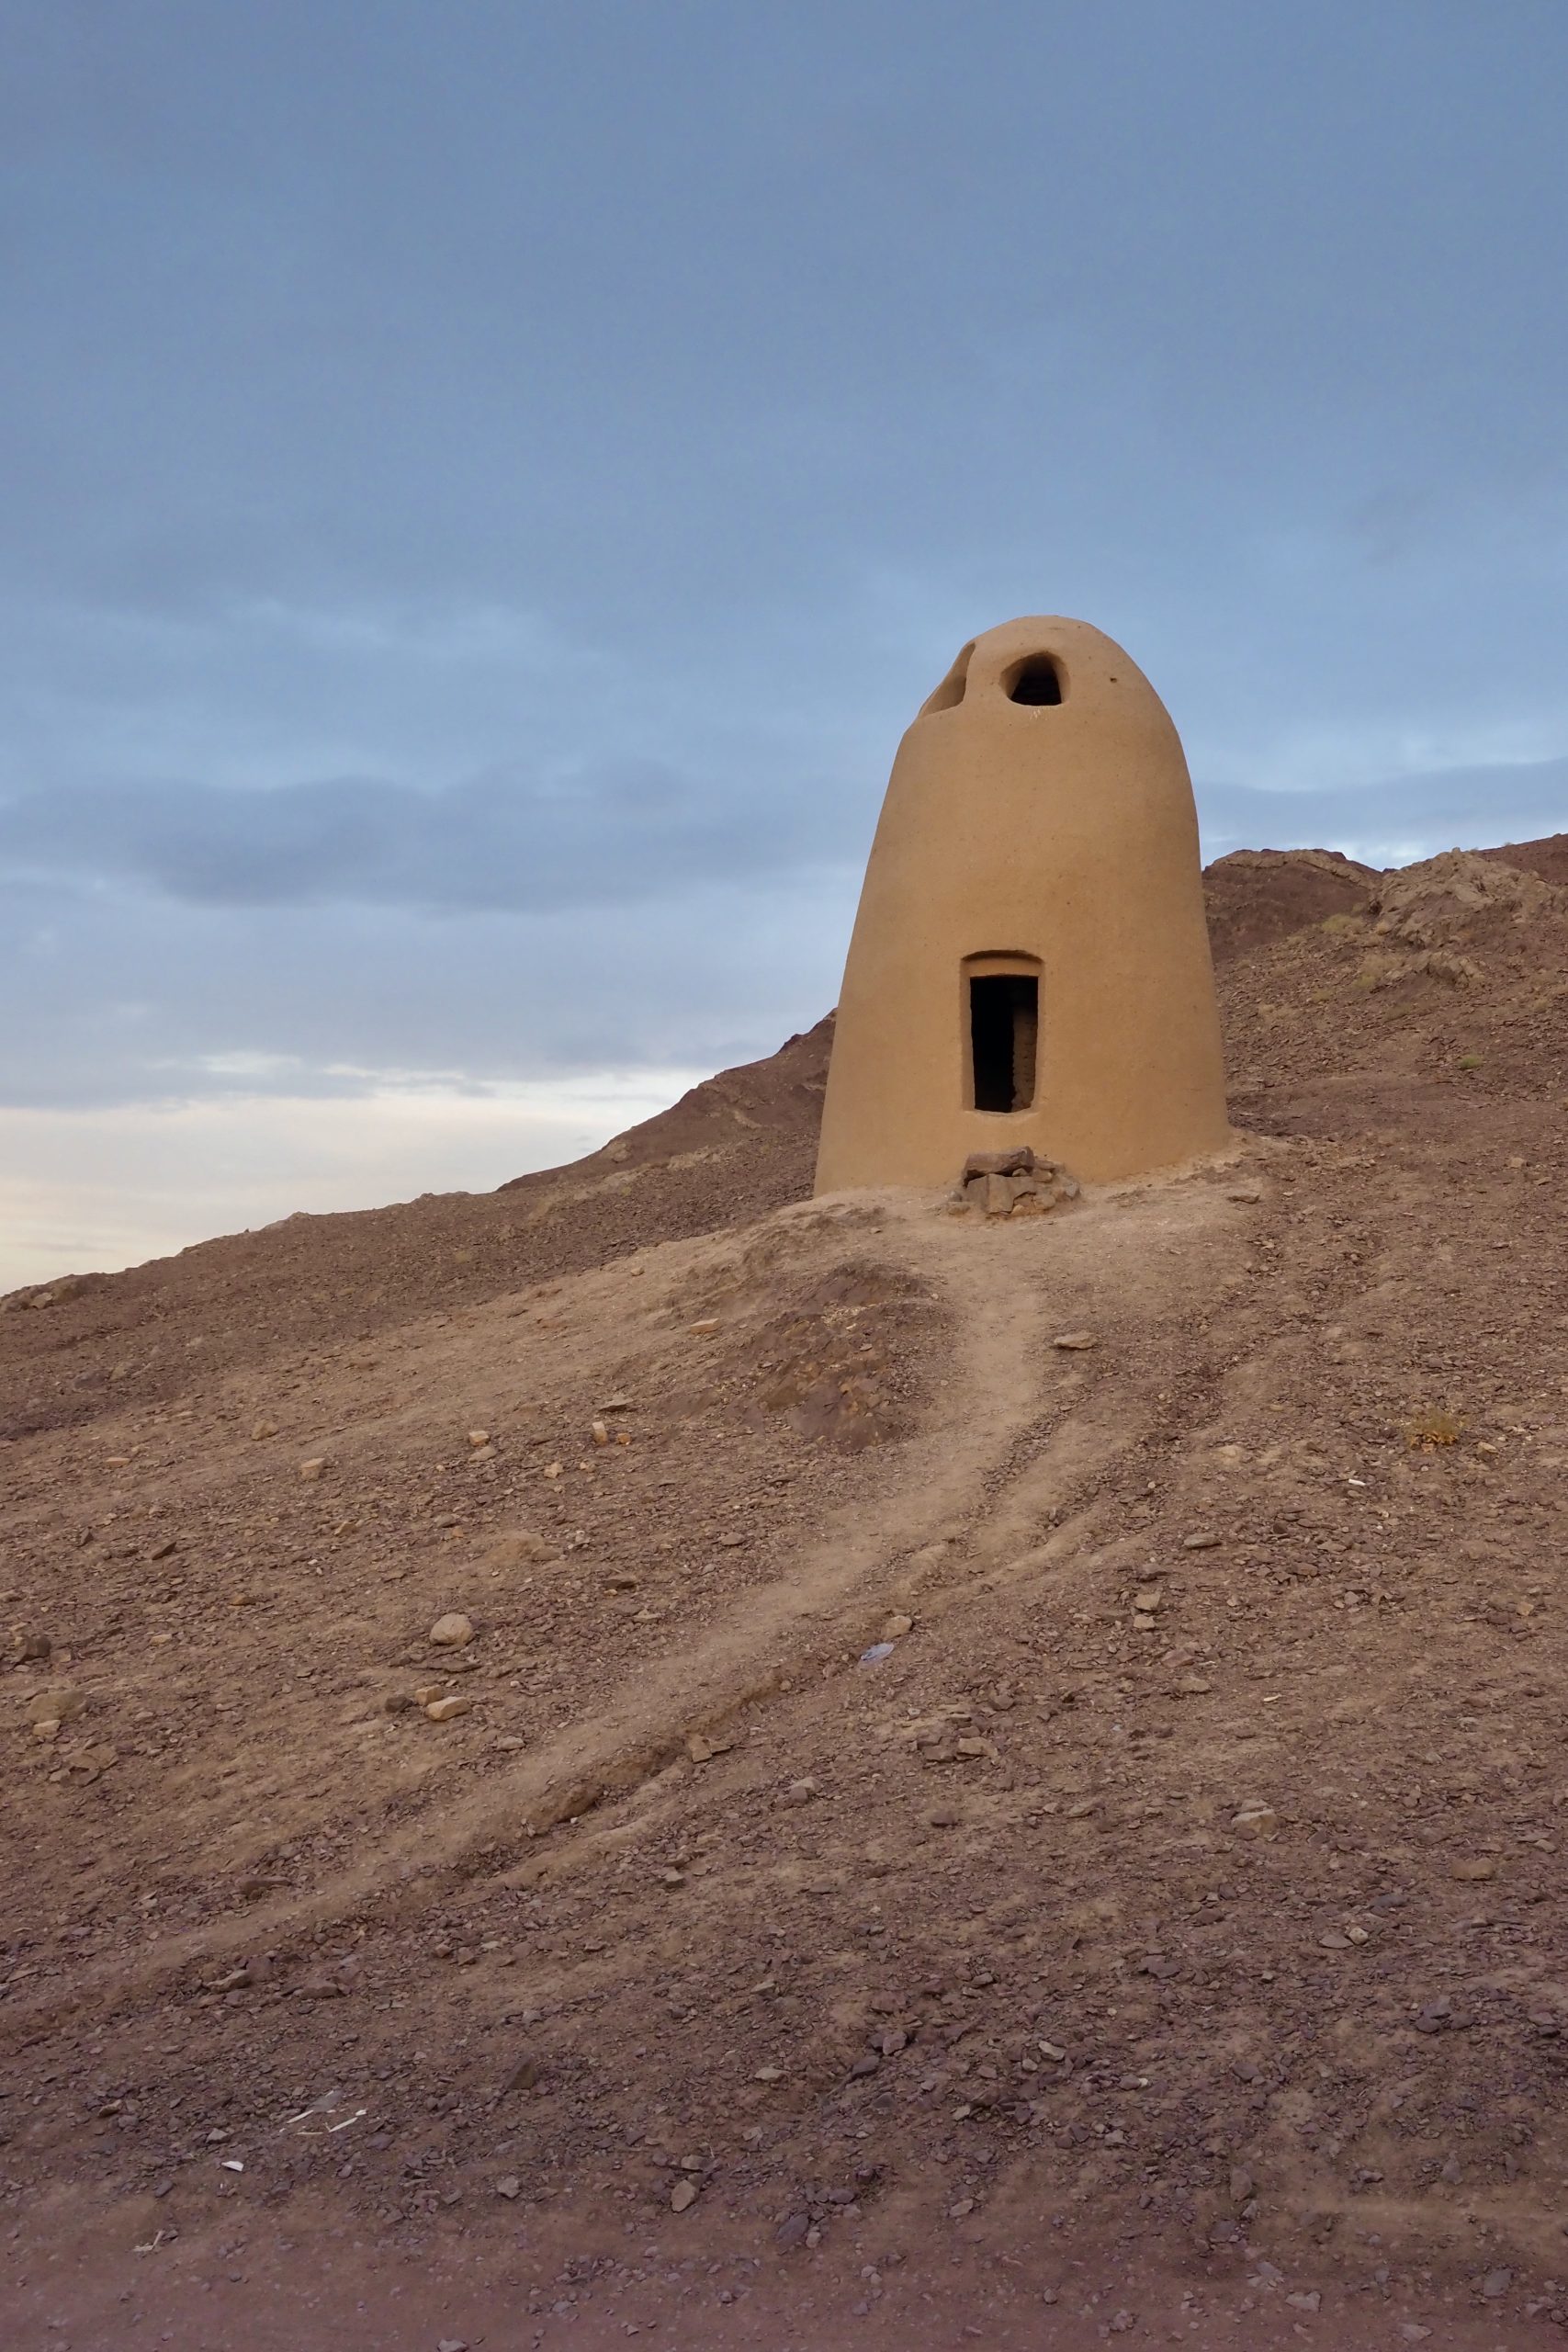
xmin=970 ymin=974 xmax=1038 ymax=1112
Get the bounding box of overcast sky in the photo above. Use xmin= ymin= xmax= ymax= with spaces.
xmin=4 ymin=0 xmax=1567 ymax=1287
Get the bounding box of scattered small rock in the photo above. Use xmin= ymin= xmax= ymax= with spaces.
xmin=881 ymin=1612 xmax=914 ymax=1641
xmin=1051 ymin=1331 xmax=1098 ymax=1351
xmin=429 ymin=1613 xmax=475 ymax=1647
xmin=954 ymin=1150 xmax=1079 ymax=1218
xmin=27 ymin=1686 xmax=84 ymax=1725
xmin=486 ymin=1529 xmax=561 ymax=1568
xmin=250 ymin=1419 xmax=278 ymax=1442
xmin=1181 ymin=1530 xmax=1222 ymax=1550
xmin=1232 ymin=1805 xmax=1278 ymax=1839
xmin=424 ymin=1696 xmax=473 ymax=1723
xmin=299 ymin=1458 xmax=328 ymax=1482
xmin=671 ymin=2177 xmax=698 ymax=2212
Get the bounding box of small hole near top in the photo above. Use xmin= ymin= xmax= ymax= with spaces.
xmin=1006 ymin=655 xmax=1063 ymax=707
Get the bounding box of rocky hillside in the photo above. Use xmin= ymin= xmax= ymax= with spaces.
xmin=6 ymin=836 xmax=1568 ymax=2345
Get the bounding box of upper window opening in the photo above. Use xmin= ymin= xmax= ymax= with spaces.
xmin=1005 ymin=655 xmax=1063 ymax=707
xmin=919 ymin=640 xmax=976 ymax=718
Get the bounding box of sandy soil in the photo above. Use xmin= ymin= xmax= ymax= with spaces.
xmin=6 ymin=845 xmax=1568 ymax=2348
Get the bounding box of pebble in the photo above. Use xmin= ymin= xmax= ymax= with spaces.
xmin=881 ymin=1613 xmax=914 ymax=1641
xmin=1481 ymin=2267 xmax=1512 ymax=2300
xmin=1232 ymin=1806 xmax=1278 ymax=1839
xmin=775 ymin=2213 xmax=810 ymax=2250
xmin=429 ymin=1613 xmax=475 ymax=1647
xmin=670 ymin=2177 xmax=697 ymax=2212
xmin=28 ymin=1686 xmax=84 ymax=1725
xmin=685 ymin=1732 xmax=733 ymax=1763
xmin=424 ymin=1696 xmax=473 ymax=1723
xmin=467 ymin=1430 xmax=490 ymax=1448
xmin=1182 ymin=1530 xmax=1222 ymax=1550
xmin=1450 ymin=1858 xmax=1496 ymax=1882
xmin=1051 ymin=1331 xmax=1098 ymax=1351
xmin=494 ymin=2175 xmax=521 ymax=2199
xmin=250 ymin=1419 xmax=278 ymax=1442
xmin=486 ymin=1529 xmax=561 ymax=1567
xmin=299 ymin=1458 xmax=327 ymax=1482
xmin=689 ymin=1317 xmax=720 ymax=1335
xmin=591 ymin=1420 xmax=609 ymax=1446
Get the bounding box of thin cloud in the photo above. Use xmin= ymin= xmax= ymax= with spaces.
xmin=0 ymin=761 xmax=853 ymax=911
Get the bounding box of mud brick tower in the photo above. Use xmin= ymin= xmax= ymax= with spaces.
xmin=814 ymin=616 xmax=1229 ymax=1192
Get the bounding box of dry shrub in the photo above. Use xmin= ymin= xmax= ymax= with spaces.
xmin=1404 ymin=1407 xmax=1465 ymax=1450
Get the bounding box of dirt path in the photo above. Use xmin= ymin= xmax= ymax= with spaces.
xmin=4 ymin=1183 xmax=1207 ymax=2049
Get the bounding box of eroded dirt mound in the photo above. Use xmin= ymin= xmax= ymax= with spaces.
xmin=1203 ymin=846 xmax=1376 ymax=963
xmin=1369 ymin=845 xmax=1558 ymax=948
xmin=0 ymin=1023 xmax=835 ymax=1443
xmin=528 ymin=1012 xmax=834 ymax=1176
xmin=1482 ymin=830 xmax=1568 ymax=890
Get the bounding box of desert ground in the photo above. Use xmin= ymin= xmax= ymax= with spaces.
xmin=6 ymin=840 xmax=1568 ymax=2349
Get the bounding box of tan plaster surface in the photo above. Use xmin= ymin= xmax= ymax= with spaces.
xmin=814 ymin=615 xmax=1231 ymax=1191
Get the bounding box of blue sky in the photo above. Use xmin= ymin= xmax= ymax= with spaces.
xmin=3 ymin=0 xmax=1566 ymax=1281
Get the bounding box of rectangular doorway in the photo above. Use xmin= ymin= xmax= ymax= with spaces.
xmin=969 ymin=972 xmax=1038 ymax=1112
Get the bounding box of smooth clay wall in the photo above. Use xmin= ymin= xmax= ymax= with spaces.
xmin=814 ymin=616 xmax=1231 ymax=1192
